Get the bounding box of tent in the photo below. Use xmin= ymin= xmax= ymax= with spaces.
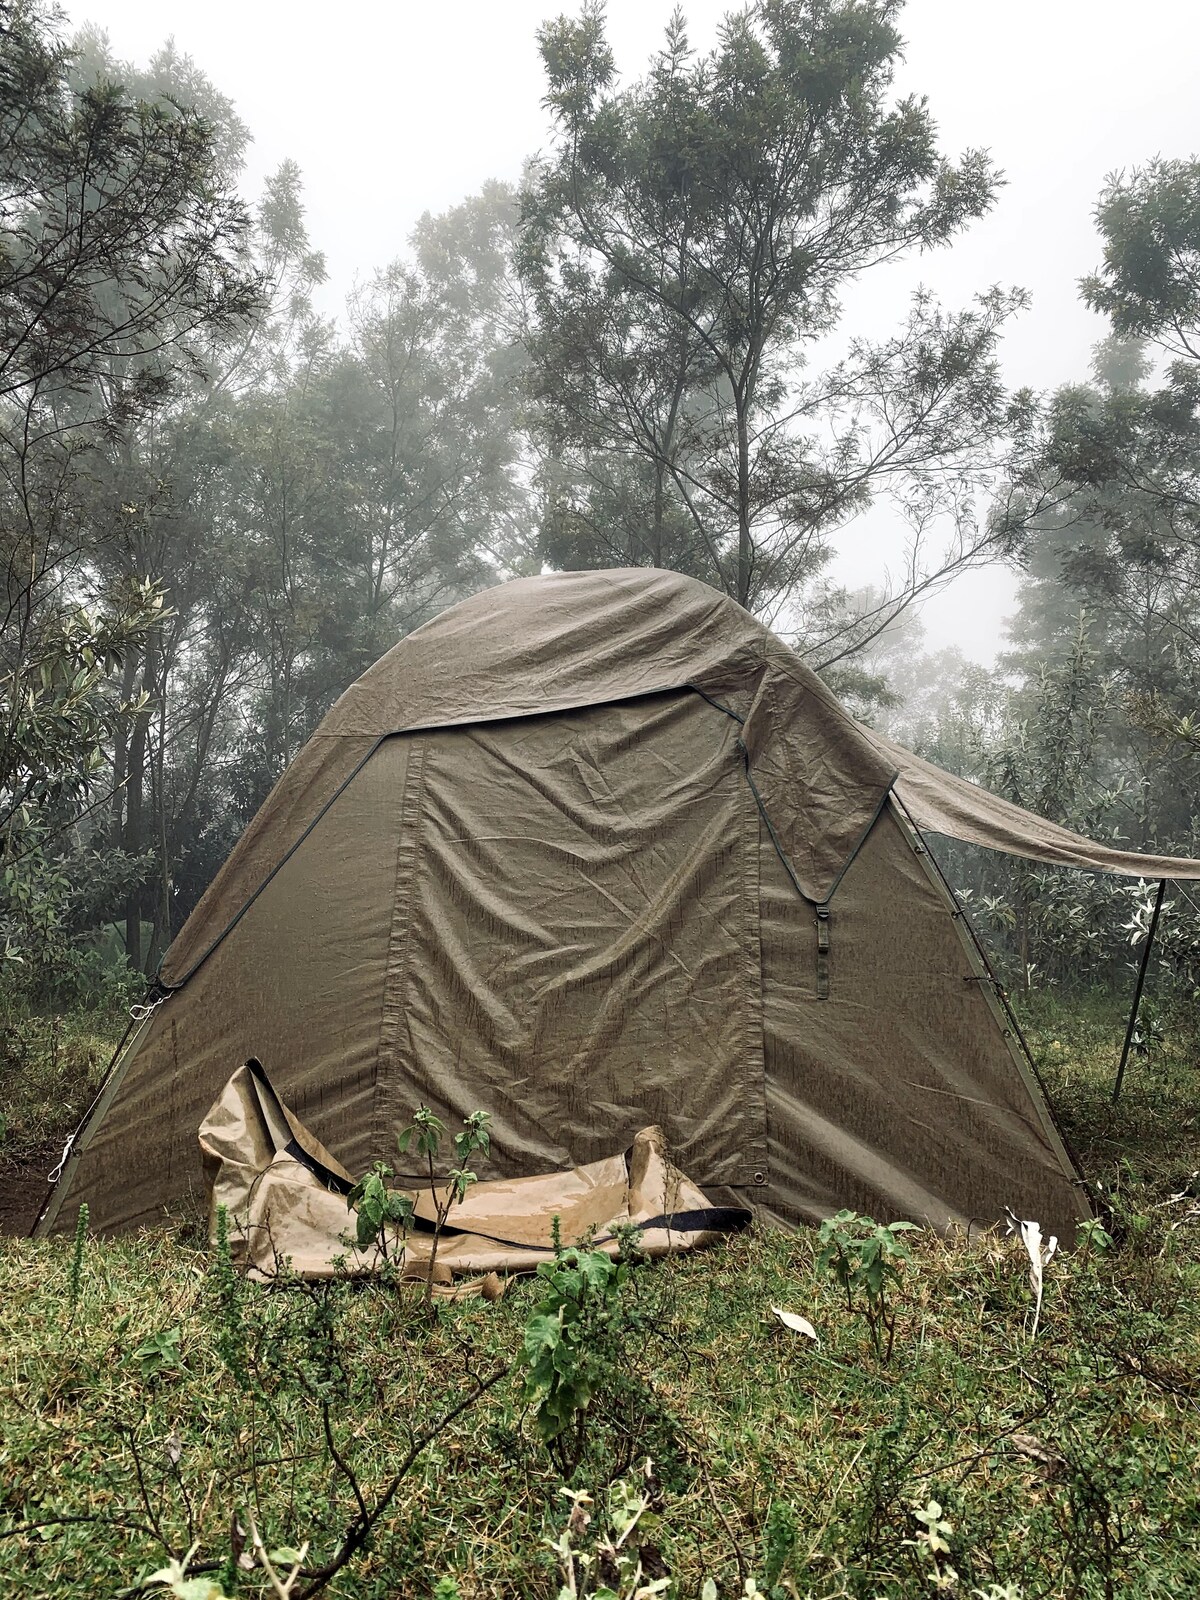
xmin=35 ymin=569 xmax=1200 ymax=1245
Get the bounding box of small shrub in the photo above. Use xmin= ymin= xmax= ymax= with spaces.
xmin=521 ymin=1243 xmax=631 ymax=1476
xmin=347 ymin=1105 xmax=491 ymax=1298
xmin=761 ymin=1497 xmax=799 ymax=1595
xmin=546 ymin=1467 xmax=670 ymax=1599
xmin=815 ymin=1210 xmax=917 ymax=1360
xmin=345 ymin=1160 xmax=414 ymax=1266
xmin=66 ymin=1202 xmax=88 ymax=1317
xmin=518 ymin=1226 xmax=681 ymax=1484
xmin=0 ymin=1008 xmax=120 ymax=1168
xmin=211 ymin=1203 xmax=247 ymax=1385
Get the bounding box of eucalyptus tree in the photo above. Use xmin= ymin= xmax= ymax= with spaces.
xmin=994 ymin=161 xmax=1200 ymax=855
xmin=0 ymin=0 xmax=266 ymax=976
xmin=520 ymin=0 xmax=1024 ymax=634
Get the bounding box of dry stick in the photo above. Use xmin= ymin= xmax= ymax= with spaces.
xmin=292 ymin=1363 xmax=510 ymax=1600
xmin=424 ymin=1146 xmax=445 ymax=1305
xmin=320 ymin=1394 xmax=369 ymax=1527
xmin=805 ymin=1440 xmax=868 ymax=1564
xmin=249 ymin=1509 xmax=309 ymax=1600
xmin=118 ymin=1420 xmax=174 ymax=1557
xmin=683 ymin=1433 xmax=747 ymax=1590
xmin=0 ymin=1513 xmax=165 ymax=1544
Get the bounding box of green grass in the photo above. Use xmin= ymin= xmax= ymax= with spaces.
xmin=0 ymin=1007 xmax=123 ymax=1169
xmin=1018 ymin=988 xmax=1200 ymax=1194
xmin=1 ymin=997 xmax=1199 ymax=1599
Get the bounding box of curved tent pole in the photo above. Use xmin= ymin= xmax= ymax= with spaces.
xmin=1112 ymin=878 xmax=1169 ymax=1106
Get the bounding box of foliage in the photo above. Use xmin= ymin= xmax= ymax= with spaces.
xmin=521 ymin=0 xmax=1021 ymax=645
xmin=0 ymin=1005 xmax=122 ymax=1170
xmin=0 ymin=1 xmax=529 ymax=980
xmin=1082 ymin=158 xmax=1200 ymax=362
xmin=347 ymin=1107 xmax=492 ymax=1295
xmin=342 ymin=1160 xmax=409 ymax=1257
xmin=211 ymin=1203 xmax=247 ymax=1386
xmin=547 ymin=1469 xmax=670 ymax=1599
xmin=815 ymin=1208 xmax=917 ymax=1359
xmin=760 ymin=1497 xmax=799 ymax=1596
xmin=0 ymin=587 xmax=165 ymax=985
xmin=887 ymin=591 xmax=1200 ymax=998
xmin=0 ymin=0 xmax=263 ymax=410
xmin=0 ymin=0 xmax=268 ymax=976
xmin=66 ymin=1203 xmax=87 ymax=1317
xmin=520 ymin=1242 xmax=633 ymax=1473
xmin=904 ymin=1498 xmax=958 ymax=1593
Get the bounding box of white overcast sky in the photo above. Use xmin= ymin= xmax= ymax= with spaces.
xmin=60 ymin=0 xmax=1200 ymax=661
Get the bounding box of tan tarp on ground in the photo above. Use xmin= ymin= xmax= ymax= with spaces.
xmin=38 ymin=568 xmax=1200 ymax=1247
xmin=201 ymin=1060 xmax=749 ymax=1279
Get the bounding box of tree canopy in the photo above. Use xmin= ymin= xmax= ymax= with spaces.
xmin=521 ymin=0 xmax=1024 ymax=645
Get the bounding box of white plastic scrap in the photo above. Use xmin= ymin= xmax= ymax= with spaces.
xmin=1004 ymin=1208 xmax=1058 ymax=1341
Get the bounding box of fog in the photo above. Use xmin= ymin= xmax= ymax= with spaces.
xmin=60 ymin=0 xmax=1200 ymax=660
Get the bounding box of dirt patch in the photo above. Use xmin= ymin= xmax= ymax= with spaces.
xmin=0 ymin=1153 xmax=53 ymax=1237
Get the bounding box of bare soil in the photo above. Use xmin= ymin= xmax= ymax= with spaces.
xmin=0 ymin=1153 xmax=53 ymax=1237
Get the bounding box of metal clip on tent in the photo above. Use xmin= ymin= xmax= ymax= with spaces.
xmin=1112 ymin=877 xmax=1168 ymax=1105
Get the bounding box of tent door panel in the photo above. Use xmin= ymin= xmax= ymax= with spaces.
xmin=379 ymin=691 xmax=766 ymax=1188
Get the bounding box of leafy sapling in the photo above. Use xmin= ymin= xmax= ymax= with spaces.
xmin=547 ymin=1466 xmax=670 ymax=1599
xmin=347 ymin=1107 xmax=491 ymax=1297
xmin=905 ymin=1499 xmax=958 ymax=1593
xmin=815 ymin=1210 xmax=918 ymax=1360
xmin=761 ymin=1498 xmax=799 ymax=1596
xmin=1075 ymin=1215 xmax=1114 ymax=1261
xmin=398 ymin=1105 xmax=491 ymax=1302
xmin=212 ymin=1202 xmax=248 ymax=1384
xmin=346 ymin=1161 xmax=414 ymax=1269
xmin=519 ymin=1241 xmax=630 ymax=1475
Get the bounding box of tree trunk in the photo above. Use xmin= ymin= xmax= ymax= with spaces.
xmin=109 ymin=649 xmax=138 ymax=847
xmin=122 ymin=640 xmax=155 ymax=970
xmin=736 ymin=400 xmax=752 ymax=608
xmin=145 ymin=683 xmax=172 ymax=976
xmin=652 ymin=458 xmax=664 ymax=568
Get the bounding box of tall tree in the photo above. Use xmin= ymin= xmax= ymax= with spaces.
xmin=0 ymin=0 xmax=265 ymax=976
xmin=521 ymin=0 xmax=1024 ymax=636
xmin=996 ymin=160 xmax=1200 ymax=855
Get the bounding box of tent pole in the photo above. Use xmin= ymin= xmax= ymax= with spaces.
xmin=1112 ymin=877 xmax=1168 ymax=1105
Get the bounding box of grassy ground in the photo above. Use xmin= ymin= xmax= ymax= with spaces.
xmin=1 ymin=993 xmax=1198 ymax=1599
xmin=0 ymin=1004 xmax=123 ymax=1166
xmin=0 ymin=1004 xmax=125 ymax=1233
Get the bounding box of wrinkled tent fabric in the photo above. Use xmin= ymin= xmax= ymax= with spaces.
xmin=39 ymin=567 xmax=1199 ymax=1249
xmin=201 ymin=1059 xmax=751 ymax=1280
xmin=872 ymin=731 xmax=1200 ymax=881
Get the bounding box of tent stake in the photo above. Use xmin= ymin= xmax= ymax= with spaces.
xmin=1112 ymin=877 xmax=1168 ymax=1105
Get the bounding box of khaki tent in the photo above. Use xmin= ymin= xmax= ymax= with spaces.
xmin=35 ymin=569 xmax=1200 ymax=1245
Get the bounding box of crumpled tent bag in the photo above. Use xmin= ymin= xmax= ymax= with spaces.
xmin=201 ymin=1059 xmax=751 ymax=1280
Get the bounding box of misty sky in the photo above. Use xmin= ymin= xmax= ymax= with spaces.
xmin=59 ymin=0 xmax=1200 ymax=662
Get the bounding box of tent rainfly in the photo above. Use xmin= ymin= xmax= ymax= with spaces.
xmin=35 ymin=569 xmax=1200 ymax=1246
